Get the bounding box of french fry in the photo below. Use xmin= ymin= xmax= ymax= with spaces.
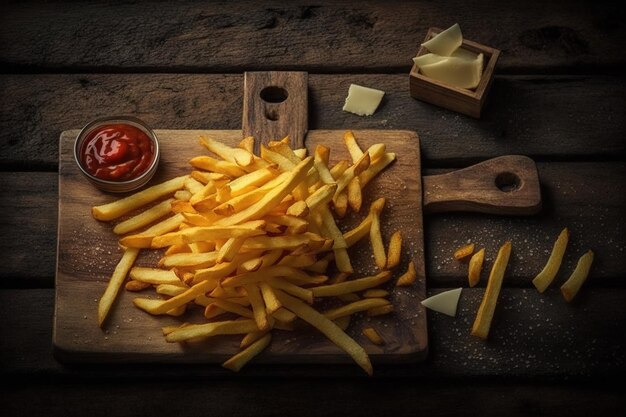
xmin=223 ymin=333 xmax=272 ymax=372
xmin=343 ymin=130 xmax=364 ymax=162
xmin=347 ymin=176 xmax=362 ymax=212
xmin=159 ymin=251 xmax=218 ymax=269
xmin=125 ymin=280 xmax=151 ymax=292
xmin=359 ymin=153 xmax=396 ymax=188
xmin=98 ymin=248 xmax=140 ymax=326
xmin=311 ymin=271 xmax=392 ymax=297
xmin=468 ymin=248 xmax=485 ymax=287
xmin=118 ymin=213 xmax=185 ymax=248
xmin=532 ymin=228 xmax=569 ymax=293
xmin=367 ymin=304 xmax=395 ymax=317
xmin=129 ymin=267 xmax=184 ymax=285
xmin=323 ymin=298 xmax=390 ymax=320
xmin=92 ymin=176 xmax=187 ymax=221
xmin=362 ymin=289 xmax=389 ymax=298
xmin=386 ymin=231 xmax=402 ymax=269
xmin=190 ymin=155 xmax=247 ymax=177
xmin=560 ymin=250 xmax=594 ymax=302
xmin=471 ymin=241 xmax=512 ymax=340
xmin=217 ymin=237 xmax=246 ymax=263
xmin=244 ymin=284 xmax=270 ymax=331
xmin=113 ymin=198 xmax=174 ymax=235
xmin=259 ymin=282 xmax=282 ymax=315
xmin=396 ymin=261 xmax=417 ymax=286
xmin=343 ymin=214 xmax=372 ymax=248
xmin=165 ymin=319 xmax=259 ymax=343
xmin=362 ymin=327 xmax=385 ymax=345
xmin=200 ymin=135 xmax=254 ymax=167
xmin=334 ymin=191 xmax=348 ymax=217
xmin=208 ymin=300 xmax=254 ymax=319
xmin=369 ymin=206 xmax=386 ymax=269
xmin=454 ymin=243 xmax=475 ymax=260
xmin=274 ymin=290 xmax=373 ymax=375
xmin=238 ymin=136 xmax=255 ymax=154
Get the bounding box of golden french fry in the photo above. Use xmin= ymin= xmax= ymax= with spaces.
xmin=362 ymin=327 xmax=385 ymax=345
xmin=344 ymin=215 xmax=372 ymax=248
xmin=159 ymin=251 xmax=218 ymax=269
xmin=370 ymin=210 xmax=386 ymax=269
xmin=274 ymin=289 xmax=373 ymax=376
xmin=272 ymin=307 xmax=297 ymax=323
xmin=267 ymin=278 xmax=314 ymax=304
xmin=190 ymin=155 xmax=248 ymax=177
xmin=222 ymin=333 xmax=272 ymax=372
xmin=200 ymin=135 xmax=254 ymax=167
xmin=209 ymin=300 xmax=254 ymax=319
xmin=343 ymin=130 xmax=364 ymax=162
xmin=386 ymin=231 xmax=402 ymax=269
xmin=98 ymin=248 xmax=140 ymax=326
xmin=323 ymin=298 xmax=390 ymax=320
xmin=347 ymin=176 xmax=362 ymax=212
xmin=217 ymin=237 xmax=246 ymax=263
xmin=156 ymin=283 xmax=188 ymax=297
xmin=238 ymin=136 xmax=255 ymax=154
xmin=312 ymin=271 xmax=391 ymax=297
xmin=244 ymin=284 xmax=270 ymax=331
xmin=129 ymin=267 xmax=184 ymax=285
xmin=240 ymin=330 xmax=270 ymax=349
xmin=124 ymin=280 xmax=151 ymax=292
xmin=134 ymin=278 xmax=216 ymax=315
xmin=359 ymin=153 xmax=396 ymax=188
xmin=118 ymin=213 xmax=185 ymax=248
xmin=92 ymin=176 xmax=187 ymax=221
xmin=471 ymin=241 xmax=512 ymax=340
xmin=468 ymin=248 xmax=485 ymax=287
xmin=165 ymin=319 xmax=259 ymax=342
xmin=334 ymin=191 xmax=348 ymax=217
xmin=113 ymin=198 xmax=174 ymax=235
xmin=259 ymin=282 xmax=282 ymax=315
xmin=367 ymin=304 xmax=394 ymax=317
xmin=362 ymin=289 xmax=389 ymax=298
xmin=561 ymin=250 xmax=594 ymax=302
xmin=532 ymin=228 xmax=569 ymax=293
xmin=454 ymin=243 xmax=475 ymax=260
xmin=396 ymin=261 xmax=417 ymax=286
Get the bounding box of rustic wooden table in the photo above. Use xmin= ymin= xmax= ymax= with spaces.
xmin=1 ymin=1 xmax=625 ymax=416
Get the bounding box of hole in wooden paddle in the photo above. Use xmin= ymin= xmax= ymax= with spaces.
xmin=265 ymin=108 xmax=279 ymax=121
xmin=260 ymin=86 xmax=288 ymax=103
xmin=495 ymin=172 xmax=521 ymax=192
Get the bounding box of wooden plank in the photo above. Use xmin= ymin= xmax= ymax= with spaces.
xmin=55 ymin=129 xmax=428 ymax=365
xmin=1 ymin=161 xmax=624 ymax=287
xmin=2 ymin=288 xmax=624 ymax=379
xmin=3 ymin=379 xmax=626 ymax=417
xmin=1 ymin=74 xmax=624 ymax=168
xmin=1 ymin=1 xmax=624 ymax=72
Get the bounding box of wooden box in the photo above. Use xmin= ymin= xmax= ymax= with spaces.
xmin=409 ymin=27 xmax=500 ymax=118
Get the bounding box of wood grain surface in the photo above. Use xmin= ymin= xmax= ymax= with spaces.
xmin=55 ymin=128 xmax=428 ymax=365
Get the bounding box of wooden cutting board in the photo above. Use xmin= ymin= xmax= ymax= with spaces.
xmin=54 ymin=72 xmax=541 ymax=366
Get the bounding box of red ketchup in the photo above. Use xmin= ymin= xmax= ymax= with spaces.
xmin=80 ymin=124 xmax=155 ymax=181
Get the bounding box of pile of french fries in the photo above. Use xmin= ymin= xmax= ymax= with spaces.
xmin=92 ymin=131 xmax=413 ymax=375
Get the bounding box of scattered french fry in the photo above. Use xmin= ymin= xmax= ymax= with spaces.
xmin=532 ymin=228 xmax=569 ymax=293
xmin=98 ymin=248 xmax=140 ymax=327
xmin=362 ymin=327 xmax=385 ymax=345
xmin=468 ymin=248 xmax=485 ymax=287
xmin=396 ymin=261 xmax=417 ymax=286
xmin=560 ymin=250 xmax=594 ymax=302
xmin=471 ymin=241 xmax=511 ymax=340
xmin=454 ymin=243 xmax=475 ymax=260
xmin=386 ymin=231 xmax=402 ymax=269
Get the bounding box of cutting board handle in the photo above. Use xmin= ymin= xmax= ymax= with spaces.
xmin=242 ymin=71 xmax=308 ymax=154
xmin=422 ymin=155 xmax=542 ymax=215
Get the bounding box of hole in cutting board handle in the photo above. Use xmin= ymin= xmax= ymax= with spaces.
xmin=260 ymin=86 xmax=288 ymax=103
xmin=495 ymin=172 xmax=521 ymax=192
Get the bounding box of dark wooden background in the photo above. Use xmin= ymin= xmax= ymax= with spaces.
xmin=1 ymin=1 xmax=625 ymax=416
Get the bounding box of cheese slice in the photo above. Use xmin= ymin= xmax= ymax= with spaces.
xmin=421 ymin=287 xmax=462 ymax=317
xmin=421 ymin=23 xmax=462 ymax=56
xmin=412 ymin=53 xmax=448 ymax=68
xmin=419 ymin=53 xmax=484 ymax=89
xmin=342 ymin=84 xmax=385 ymax=116
xmin=451 ymin=47 xmax=479 ymax=61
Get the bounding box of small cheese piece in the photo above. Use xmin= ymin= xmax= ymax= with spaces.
xmin=421 ymin=23 xmax=462 ymax=56
xmin=419 ymin=53 xmax=484 ymax=89
xmin=421 ymin=287 xmax=462 ymax=317
xmin=412 ymin=53 xmax=448 ymax=68
xmin=342 ymin=84 xmax=385 ymax=116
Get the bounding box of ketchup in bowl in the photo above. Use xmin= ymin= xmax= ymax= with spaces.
xmin=74 ymin=116 xmax=160 ymax=193
xmin=80 ymin=123 xmax=155 ymax=181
